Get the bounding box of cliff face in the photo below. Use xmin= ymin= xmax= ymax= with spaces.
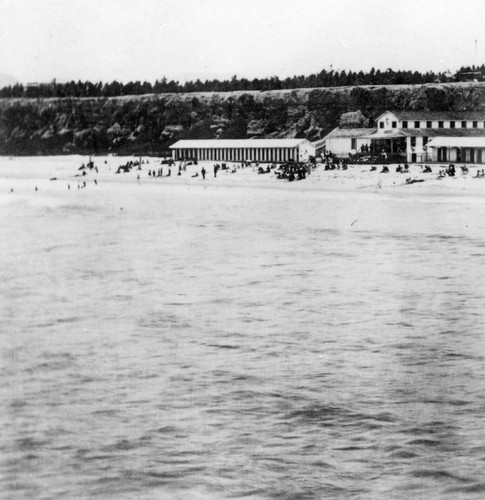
xmin=0 ymin=82 xmax=484 ymax=155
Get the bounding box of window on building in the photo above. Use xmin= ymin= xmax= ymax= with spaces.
xmin=414 ymin=121 xmax=420 ymax=128
xmin=411 ymin=137 xmax=416 ymax=147
xmin=450 ymin=121 xmax=455 ymax=128
xmin=351 ymin=138 xmax=357 ymax=150
xmin=379 ymin=122 xmax=384 ymax=129
xmin=423 ymin=136 xmax=428 ymax=146
xmin=402 ymin=121 xmax=408 ymax=128
xmin=426 ymin=121 xmax=432 ymax=128
xmin=438 ymin=121 xmax=444 ymax=128
xmin=473 ymin=121 xmax=478 ymax=128
xmin=462 ymin=121 xmax=467 ymax=128
xmin=392 ymin=121 xmax=397 ymax=128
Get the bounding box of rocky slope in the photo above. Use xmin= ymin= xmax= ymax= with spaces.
xmin=0 ymin=82 xmax=484 ymax=155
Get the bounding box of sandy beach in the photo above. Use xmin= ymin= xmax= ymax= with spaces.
xmin=1 ymin=155 xmax=485 ymax=201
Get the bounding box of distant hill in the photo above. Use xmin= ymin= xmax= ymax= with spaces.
xmin=0 ymin=72 xmax=18 ymax=89
xmin=0 ymin=81 xmax=484 ymax=155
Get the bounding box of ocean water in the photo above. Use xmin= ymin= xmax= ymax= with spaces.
xmin=2 ymin=162 xmax=485 ymax=499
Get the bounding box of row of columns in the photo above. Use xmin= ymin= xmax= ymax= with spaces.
xmin=173 ymin=147 xmax=299 ymax=163
xmin=436 ymin=147 xmax=485 ymax=163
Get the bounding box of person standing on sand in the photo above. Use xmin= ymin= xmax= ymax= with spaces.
xmin=201 ymin=167 xmax=206 ymax=179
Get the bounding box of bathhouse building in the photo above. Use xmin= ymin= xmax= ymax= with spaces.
xmin=369 ymin=111 xmax=485 ymax=163
xmin=169 ymin=138 xmax=314 ymax=163
xmin=321 ymin=111 xmax=485 ymax=163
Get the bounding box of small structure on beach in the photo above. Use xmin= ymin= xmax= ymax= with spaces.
xmin=169 ymin=138 xmax=314 ymax=163
xmin=322 ymin=128 xmax=375 ymax=158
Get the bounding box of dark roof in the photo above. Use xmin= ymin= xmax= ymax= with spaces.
xmin=324 ymin=127 xmax=376 ymax=139
xmin=400 ymin=128 xmax=485 ymax=137
xmin=382 ymin=110 xmax=485 ymax=121
xmin=391 ymin=111 xmax=485 ymax=121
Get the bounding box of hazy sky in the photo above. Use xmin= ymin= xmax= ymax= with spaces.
xmin=0 ymin=0 xmax=484 ymax=84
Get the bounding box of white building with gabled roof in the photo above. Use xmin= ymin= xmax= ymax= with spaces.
xmin=322 ymin=128 xmax=376 ymax=157
xmin=370 ymin=110 xmax=485 ymax=163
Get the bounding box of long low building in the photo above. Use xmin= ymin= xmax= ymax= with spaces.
xmin=426 ymin=134 xmax=485 ymax=163
xmin=169 ymin=138 xmax=314 ymax=163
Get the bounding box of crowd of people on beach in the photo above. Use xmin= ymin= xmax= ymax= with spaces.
xmin=115 ymin=159 xmax=146 ymax=173
xmin=7 ymin=154 xmax=485 ymax=195
xmin=322 ymin=151 xmax=350 ymax=171
xmin=317 ymin=149 xmax=485 ymax=186
xmin=140 ymin=158 xmax=315 ymax=183
xmin=274 ymin=161 xmax=313 ymax=181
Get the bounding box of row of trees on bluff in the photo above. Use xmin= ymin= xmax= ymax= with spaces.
xmin=0 ymin=65 xmax=483 ymax=99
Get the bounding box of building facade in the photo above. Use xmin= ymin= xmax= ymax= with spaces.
xmin=170 ymin=139 xmax=314 ymax=163
xmin=372 ymin=111 xmax=485 ymax=163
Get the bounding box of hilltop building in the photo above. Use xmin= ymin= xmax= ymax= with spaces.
xmin=170 ymin=139 xmax=314 ymax=163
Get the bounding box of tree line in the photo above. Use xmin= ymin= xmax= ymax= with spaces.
xmin=0 ymin=65 xmax=483 ymax=99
